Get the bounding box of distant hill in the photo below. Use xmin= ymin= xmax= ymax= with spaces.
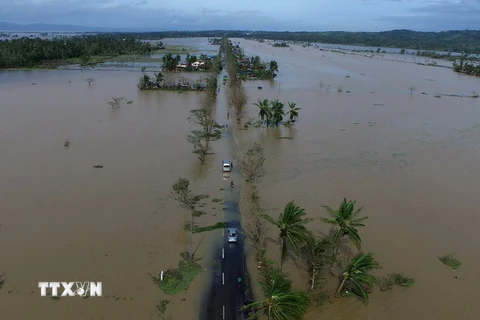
xmin=0 ymin=21 xmax=123 ymax=32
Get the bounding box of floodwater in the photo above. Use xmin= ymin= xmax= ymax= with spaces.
xmin=0 ymin=69 xmax=233 ymax=319
xmin=1 ymin=37 xmax=479 ymax=320
xmin=233 ymin=38 xmax=480 ymax=320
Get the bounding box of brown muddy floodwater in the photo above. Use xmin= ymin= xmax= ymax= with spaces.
xmin=1 ymin=37 xmax=480 ymax=320
xmin=233 ymin=38 xmax=480 ymax=320
xmin=0 ymin=69 xmax=233 ymax=319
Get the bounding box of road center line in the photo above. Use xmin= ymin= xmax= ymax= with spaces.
xmin=222 ymin=272 xmax=225 ymax=285
xmin=223 ymin=305 xmax=225 ymax=319
xmin=222 ymin=248 xmax=224 ymax=259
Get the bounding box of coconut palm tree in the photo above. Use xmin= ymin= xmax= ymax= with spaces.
xmin=270 ymin=99 xmax=285 ymax=126
xmin=242 ymin=267 xmax=309 ymax=320
xmin=138 ymin=74 xmax=153 ymax=89
xmin=336 ymin=252 xmax=379 ymax=305
xmin=153 ymin=71 xmax=164 ymax=83
xmin=286 ymin=102 xmax=301 ymax=123
xmin=321 ymin=198 xmax=368 ymax=253
xmin=261 ymin=201 xmax=312 ymax=268
xmin=269 ymin=60 xmax=279 ymax=74
xmin=254 ymin=99 xmax=272 ymax=125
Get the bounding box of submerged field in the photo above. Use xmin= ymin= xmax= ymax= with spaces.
xmin=0 ymin=37 xmax=479 ymax=320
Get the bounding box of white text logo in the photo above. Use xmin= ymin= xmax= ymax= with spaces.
xmin=38 ymin=282 xmax=102 ymax=297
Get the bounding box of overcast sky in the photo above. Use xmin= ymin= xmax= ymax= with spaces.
xmin=1 ymin=0 xmax=479 ymax=31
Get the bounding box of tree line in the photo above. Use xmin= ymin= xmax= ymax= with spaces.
xmin=453 ymin=59 xmax=480 ymax=76
xmin=111 ymin=30 xmax=480 ymax=54
xmin=0 ymin=34 xmax=158 ymax=68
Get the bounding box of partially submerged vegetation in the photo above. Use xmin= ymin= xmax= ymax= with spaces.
xmin=223 ymin=38 xmax=249 ymax=124
xmin=138 ymin=73 xmax=209 ymax=91
xmin=0 ymin=34 xmax=159 ymax=68
xmin=0 ymin=271 xmax=5 ymax=289
xmin=187 ymin=222 xmax=227 ymax=233
xmin=104 ymin=30 xmax=480 ymax=54
xmin=453 ymin=59 xmax=480 ymax=77
xmin=248 ymin=30 xmax=480 ymax=54
xmin=170 ymin=178 xmax=209 ymax=258
xmin=439 ymin=254 xmax=462 ymax=269
xmin=150 ymin=252 xmax=202 ymax=295
xmin=224 ymin=38 xmax=278 ymax=80
xmin=161 ymin=53 xmax=221 ymax=72
xmin=246 ymin=99 xmax=300 ymax=128
xmin=232 ymin=94 xmax=416 ymax=318
xmin=186 ymin=91 xmax=222 ymax=164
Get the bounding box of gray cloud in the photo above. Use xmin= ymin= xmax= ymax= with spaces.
xmin=0 ymin=0 xmax=479 ymax=31
xmin=378 ymin=0 xmax=480 ymax=30
xmin=0 ymin=0 xmax=294 ymax=30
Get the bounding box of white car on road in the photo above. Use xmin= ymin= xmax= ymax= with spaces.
xmin=227 ymin=228 xmax=238 ymax=243
xmin=222 ymin=160 xmax=232 ymax=172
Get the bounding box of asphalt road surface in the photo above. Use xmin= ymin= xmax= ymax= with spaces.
xmin=200 ymin=68 xmax=254 ymax=320
xmin=201 ymin=201 xmax=252 ymax=320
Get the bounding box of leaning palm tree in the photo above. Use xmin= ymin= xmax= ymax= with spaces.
xmin=336 ymin=252 xmax=379 ymax=305
xmin=153 ymin=71 xmax=164 ymax=83
xmin=242 ymin=267 xmax=309 ymax=320
xmin=286 ymin=102 xmax=301 ymax=123
xmin=321 ymin=198 xmax=368 ymax=253
xmin=269 ymin=60 xmax=279 ymax=75
xmin=261 ymin=201 xmax=312 ymax=268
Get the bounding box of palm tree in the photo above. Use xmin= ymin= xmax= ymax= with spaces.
xmin=286 ymin=102 xmax=301 ymax=123
xmin=242 ymin=268 xmax=309 ymax=320
xmin=269 ymin=60 xmax=279 ymax=74
xmin=254 ymin=99 xmax=272 ymax=125
xmin=261 ymin=201 xmax=312 ymax=268
xmin=162 ymin=53 xmax=174 ymax=71
xmin=270 ymin=99 xmax=285 ymax=126
xmin=336 ymin=252 xmax=379 ymax=305
xmin=321 ymin=198 xmax=368 ymax=253
xmin=153 ymin=71 xmax=163 ymax=83
xmin=138 ymin=74 xmax=153 ymax=89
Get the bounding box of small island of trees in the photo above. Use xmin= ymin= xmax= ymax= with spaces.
xmin=226 ymin=43 xmax=279 ymax=80
xmin=161 ymin=53 xmax=221 ymax=72
xmin=453 ymin=58 xmax=480 ymax=76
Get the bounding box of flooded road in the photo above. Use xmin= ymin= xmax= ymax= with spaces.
xmin=1 ymin=37 xmax=480 ymax=320
xmin=201 ymin=69 xmax=253 ymax=320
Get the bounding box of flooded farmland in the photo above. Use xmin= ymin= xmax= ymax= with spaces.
xmin=1 ymin=37 xmax=480 ymax=320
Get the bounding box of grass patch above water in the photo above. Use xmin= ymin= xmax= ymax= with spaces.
xmin=155 ymin=45 xmax=198 ymax=54
xmin=156 ymin=300 xmax=170 ymax=314
xmin=184 ymin=222 xmax=227 ymax=233
xmin=389 ymin=273 xmax=415 ymax=287
xmin=439 ymin=254 xmax=462 ymax=269
xmin=378 ymin=273 xmax=415 ymax=291
xmin=106 ymin=54 xmax=164 ymax=63
xmin=151 ymin=253 xmax=202 ymax=295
